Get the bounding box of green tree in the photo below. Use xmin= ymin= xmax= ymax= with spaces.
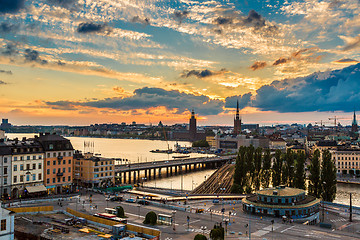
xmin=232 ymin=146 xmax=247 ymax=193
xmin=192 ymin=140 xmax=210 ymax=147
xmin=116 ymin=206 xmax=125 ymax=218
xmin=143 ymin=211 xmax=157 ymax=225
xmin=294 ymin=151 xmax=306 ymax=190
xmin=210 ymin=224 xmax=224 ymax=240
xmin=321 ymin=150 xmax=337 ymax=202
xmin=282 ymin=149 xmax=295 ymax=186
xmin=309 ymin=149 xmax=321 ymax=198
xmin=194 ymin=234 xmax=207 ymax=240
xmin=272 ymin=150 xmax=283 ymax=187
xmin=253 ymin=147 xmax=262 ymax=190
xmin=261 ymin=149 xmax=272 ymax=188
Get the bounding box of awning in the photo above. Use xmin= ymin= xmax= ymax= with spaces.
xmin=26 ymin=185 xmax=47 ymax=193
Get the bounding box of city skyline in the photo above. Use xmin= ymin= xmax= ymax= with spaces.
xmin=0 ymin=0 xmax=359 ymax=126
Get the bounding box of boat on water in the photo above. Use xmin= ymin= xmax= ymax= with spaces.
xmin=172 ymin=155 xmax=190 ymax=159
xmin=150 ymin=149 xmax=173 ymax=154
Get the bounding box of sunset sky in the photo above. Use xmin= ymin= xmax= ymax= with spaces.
xmin=0 ymin=0 xmax=360 ymax=126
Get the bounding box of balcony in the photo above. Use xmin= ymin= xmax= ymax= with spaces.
xmin=56 ymin=172 xmax=64 ymax=176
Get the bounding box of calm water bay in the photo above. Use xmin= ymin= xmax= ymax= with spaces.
xmin=6 ymin=133 xmax=360 ymax=206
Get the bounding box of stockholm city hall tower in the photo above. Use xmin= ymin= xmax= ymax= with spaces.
xmin=234 ymin=100 xmax=242 ymax=135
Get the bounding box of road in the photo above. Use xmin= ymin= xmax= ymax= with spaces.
xmin=16 ymin=191 xmax=360 ymax=240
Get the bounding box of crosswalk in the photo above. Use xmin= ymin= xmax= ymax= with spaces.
xmin=330 ymin=218 xmax=347 ymax=222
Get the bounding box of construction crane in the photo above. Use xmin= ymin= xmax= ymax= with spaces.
xmin=314 ymin=120 xmax=331 ymax=127
xmin=328 ymin=116 xmax=350 ymax=129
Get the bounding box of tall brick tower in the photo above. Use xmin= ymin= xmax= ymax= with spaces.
xmin=234 ymin=100 xmax=242 ymax=135
xmin=189 ymin=109 xmax=197 ymax=141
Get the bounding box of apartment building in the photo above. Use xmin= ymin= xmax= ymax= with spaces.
xmin=9 ymin=139 xmax=45 ymax=199
xmin=73 ymin=152 xmax=115 ymax=188
xmin=0 ymin=144 xmax=12 ymax=199
xmin=331 ymin=149 xmax=360 ymax=175
xmin=36 ymin=133 xmax=74 ymax=194
xmin=0 ymin=206 xmax=14 ymax=240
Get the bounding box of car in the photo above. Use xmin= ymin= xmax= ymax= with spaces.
xmin=137 ymin=200 xmax=150 ymax=205
xmin=125 ymin=198 xmax=136 ymax=203
xmin=110 ymin=196 xmax=123 ymax=202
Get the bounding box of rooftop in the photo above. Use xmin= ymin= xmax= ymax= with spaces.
xmin=256 ymin=186 xmax=305 ymax=197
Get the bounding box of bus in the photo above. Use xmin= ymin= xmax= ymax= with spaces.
xmin=94 ymin=213 xmax=127 ymax=224
xmin=157 ymin=214 xmax=172 ymax=225
xmin=105 ymin=208 xmax=117 ymax=215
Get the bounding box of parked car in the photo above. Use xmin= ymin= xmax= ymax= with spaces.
xmin=137 ymin=200 xmax=150 ymax=205
xmin=125 ymin=198 xmax=136 ymax=203
xmin=110 ymin=196 xmax=123 ymax=202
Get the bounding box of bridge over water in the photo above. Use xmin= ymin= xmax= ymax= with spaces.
xmin=115 ymin=155 xmax=235 ymax=184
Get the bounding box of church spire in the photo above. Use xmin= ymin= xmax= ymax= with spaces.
xmin=353 ymin=109 xmax=357 ymax=126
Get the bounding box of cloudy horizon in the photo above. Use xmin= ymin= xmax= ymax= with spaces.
xmin=0 ymin=0 xmax=359 ymax=126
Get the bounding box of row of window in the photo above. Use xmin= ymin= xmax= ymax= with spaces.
xmin=13 ymin=148 xmax=42 ymax=153
xmin=335 ymin=156 xmax=360 ymax=161
xmin=94 ymin=167 xmax=112 ymax=172
xmin=75 ymin=161 xmax=113 ymax=166
xmin=14 ymin=163 xmax=42 ymax=172
xmin=13 ymin=173 xmax=42 ymax=183
xmin=94 ymin=172 xmax=112 ymax=178
xmin=337 ymin=161 xmax=359 ymax=166
xmin=46 ymin=152 xmax=72 ymax=158
xmin=13 ymin=155 xmax=43 ymax=161
xmin=46 ymin=167 xmax=71 ymax=174
xmin=46 ymin=159 xmax=71 ymax=166
xmin=46 ymin=176 xmax=71 ymax=183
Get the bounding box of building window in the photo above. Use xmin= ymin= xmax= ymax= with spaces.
xmin=63 ymin=160 xmax=65 ymax=164
xmin=68 ymin=152 xmax=72 ymax=157
xmin=38 ymin=173 xmax=42 ymax=180
xmin=62 ymin=177 xmax=65 ymax=182
xmin=53 ymin=169 xmax=56 ymax=174
xmin=32 ymin=155 xmax=36 ymax=160
xmin=38 ymin=163 xmax=42 ymax=169
xmin=68 ymin=176 xmax=71 ymax=181
xmin=3 ymin=167 xmax=7 ymax=175
xmin=53 ymin=178 xmax=55 ymax=183
xmin=3 ymin=178 xmax=7 ymax=185
xmin=68 ymin=159 xmax=71 ymax=164
xmin=68 ymin=167 xmax=71 ymax=173
xmin=105 ymin=167 xmax=108 ymax=171
xmin=47 ymin=169 xmax=50 ymax=174
xmin=33 ymin=163 xmax=36 ymax=170
xmin=53 ymin=153 xmax=56 ymax=157
xmin=57 ymin=177 xmax=60 ymax=182
xmin=47 ymin=161 xmax=50 ymax=166
xmin=1 ymin=219 xmax=6 ymax=231
xmin=3 ymin=157 xmax=7 ymax=163
xmin=49 ymin=144 xmax=53 ymax=150
xmin=20 ymin=156 xmax=23 ymax=160
xmin=20 ymin=175 xmax=23 ymax=182
xmin=13 ymin=156 xmax=17 ymax=161
xmin=101 ymin=162 xmax=103 ymax=166
xmin=32 ymin=174 xmax=36 ymax=181
xmin=13 ymin=176 xmax=17 ymax=183
xmin=62 ymin=168 xmax=65 ymax=173
xmin=47 ymin=178 xmax=50 ymax=184
xmin=47 ymin=153 xmax=50 ymax=158
xmin=20 ymin=164 xmax=24 ymax=171
xmin=26 ymin=164 xmax=30 ymax=170
xmin=39 ymin=155 xmax=42 ymax=159
xmin=53 ymin=161 xmax=56 ymax=165
xmin=27 ymin=156 xmax=30 ymax=160
xmin=26 ymin=175 xmax=30 ymax=182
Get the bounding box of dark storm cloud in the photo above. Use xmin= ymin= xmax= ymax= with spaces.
xmin=0 ymin=0 xmax=25 ymax=14
xmin=225 ymin=93 xmax=252 ymax=109
xmin=77 ymin=22 xmax=111 ymax=34
xmin=250 ymin=61 xmax=267 ymax=71
xmin=240 ymin=63 xmax=360 ymax=112
xmin=213 ymin=9 xmax=277 ymax=34
xmin=47 ymin=0 xmax=78 ymax=9
xmin=343 ymin=34 xmax=360 ymax=51
xmin=131 ymin=16 xmax=150 ymax=26
xmin=2 ymin=42 xmax=18 ymax=56
xmin=0 ymin=22 xmax=19 ymax=34
xmin=214 ymin=17 xmax=232 ymax=25
xmin=173 ymin=10 xmax=189 ymax=24
xmin=46 ymin=87 xmax=225 ymax=116
xmin=0 ymin=70 xmax=12 ymax=74
xmin=273 ymin=57 xmax=290 ymax=66
xmin=181 ymin=69 xmax=226 ymax=78
xmin=24 ymin=49 xmax=48 ymax=64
